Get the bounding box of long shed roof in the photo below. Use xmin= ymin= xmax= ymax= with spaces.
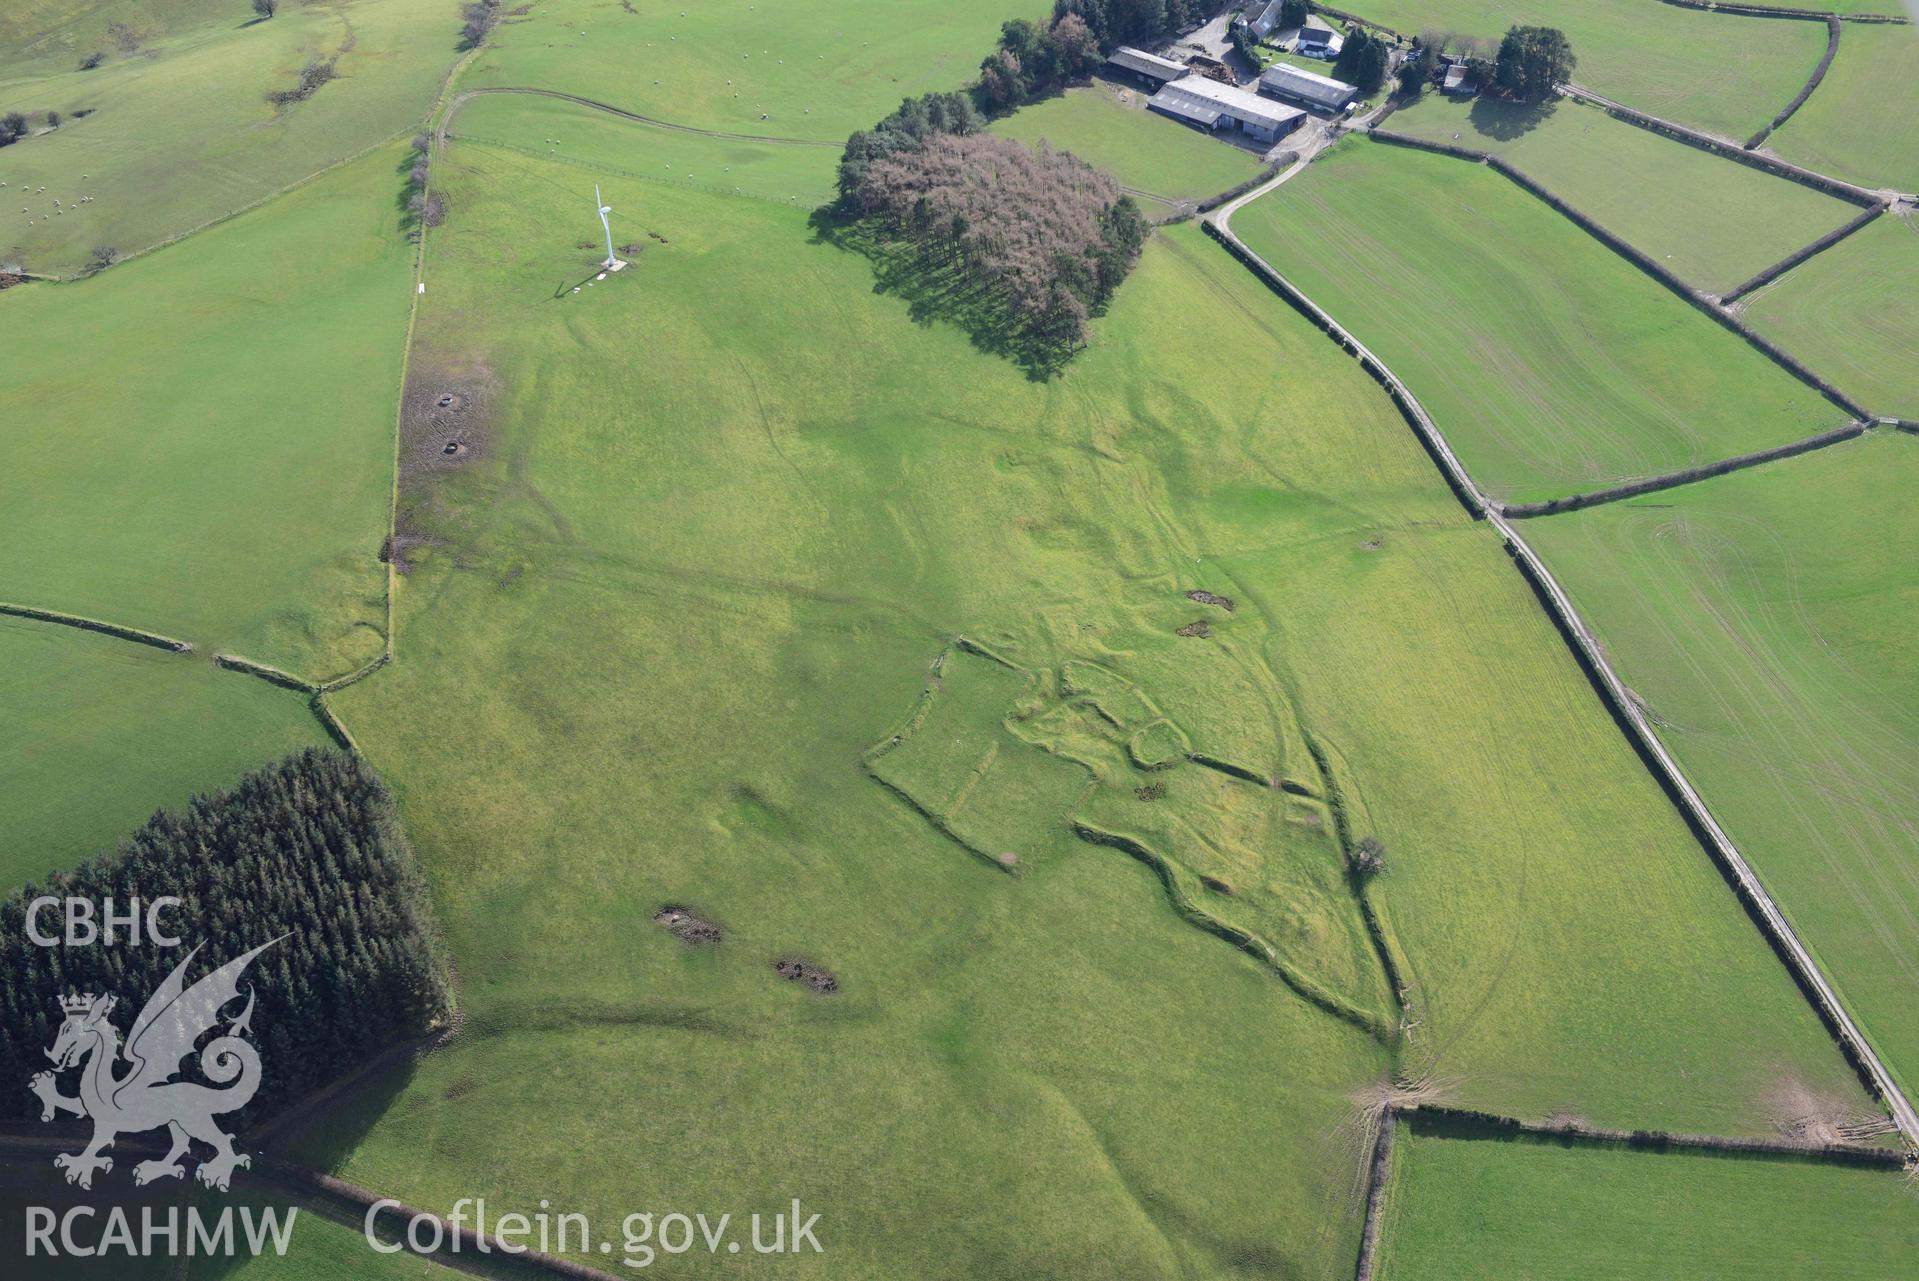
xmin=1107 ymin=46 xmax=1190 ymax=82
xmin=1258 ymin=62 xmax=1359 ymax=110
xmin=1152 ymin=76 xmax=1304 ymax=132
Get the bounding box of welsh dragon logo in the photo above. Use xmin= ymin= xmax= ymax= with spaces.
xmin=29 ymin=938 xmax=281 ymax=1191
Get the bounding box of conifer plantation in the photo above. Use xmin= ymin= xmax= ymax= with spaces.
xmin=0 ymin=749 xmax=450 ymax=1123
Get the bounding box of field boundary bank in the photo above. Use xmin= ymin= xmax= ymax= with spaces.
xmin=1366 ymin=129 xmax=1873 ymax=419
xmin=1556 ymin=84 xmax=1898 ymax=202
xmin=0 ymin=600 xmax=192 ymax=653
xmin=1721 ymin=202 xmax=1886 ymax=302
xmin=1353 ymin=1105 xmax=1397 ymax=1280
xmin=1198 ymin=204 xmax=1919 ymax=1145
xmin=445 ymin=86 xmax=841 ymax=148
xmin=1070 ymin=820 xmax=1395 ymax=1040
xmin=1399 ymin=1104 xmax=1910 ymax=1167
xmin=1746 ymin=15 xmax=1841 ymax=148
xmin=1499 ymin=421 xmax=1868 ymax=517
xmin=1658 ymin=0 xmax=1908 ymax=22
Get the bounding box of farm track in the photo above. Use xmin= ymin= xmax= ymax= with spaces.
xmin=1203 ymin=160 xmax=1919 ymax=1148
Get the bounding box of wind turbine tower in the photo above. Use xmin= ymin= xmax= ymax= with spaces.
xmin=595 ymin=184 xmax=626 ymax=272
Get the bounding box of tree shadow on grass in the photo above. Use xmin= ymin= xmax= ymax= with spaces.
xmin=808 ymin=208 xmax=1081 ymax=382
xmin=1467 ymin=95 xmax=1556 ymax=141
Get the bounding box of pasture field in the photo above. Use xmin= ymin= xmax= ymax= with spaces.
xmin=1317 ymin=0 xmax=1823 ymax=139
xmin=1375 ymin=1122 xmax=1919 ymax=1279
xmin=459 ymin=0 xmax=1047 ymax=143
xmin=1771 ymin=21 xmax=1919 ymax=196
xmin=1386 ymin=93 xmax=1857 ymax=293
xmin=1232 ymin=138 xmax=1840 ymax=504
xmin=0 ymin=616 xmax=326 ymax=894
xmin=1742 ymin=211 xmax=1918 ymax=419
xmin=0 ymin=0 xmax=458 ymax=277
xmin=990 ymin=84 xmax=1265 ymax=206
xmin=445 ymin=89 xmax=840 ymax=208
xmin=271 ymin=114 xmax=1871 ymax=1279
xmin=1523 ymin=431 xmax=1919 ymax=1097
xmin=0 ymin=143 xmax=410 ymax=678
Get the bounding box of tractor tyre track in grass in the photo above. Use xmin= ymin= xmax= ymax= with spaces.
xmin=1203 ymin=164 xmax=1919 ymax=1147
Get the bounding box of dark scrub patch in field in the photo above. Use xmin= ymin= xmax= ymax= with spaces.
xmin=1175 ymin=620 xmax=1210 ymax=637
xmin=654 ymin=905 xmax=724 ymax=945
xmin=773 ymin=957 xmax=839 ymax=994
xmin=1186 ymin=590 xmax=1235 ymax=611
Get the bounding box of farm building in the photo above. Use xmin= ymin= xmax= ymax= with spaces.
xmin=1106 ymin=46 xmax=1190 ymax=88
xmin=1258 ymin=62 xmax=1359 ymax=112
xmin=1442 ymin=64 xmax=1479 ymax=95
xmin=1296 ymin=16 xmax=1344 ymax=59
xmin=1236 ymin=0 xmax=1285 ymax=40
xmin=1149 ymin=76 xmax=1305 ymax=143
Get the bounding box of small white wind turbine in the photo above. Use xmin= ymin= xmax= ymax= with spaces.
xmin=594 ymin=184 xmax=625 ymax=271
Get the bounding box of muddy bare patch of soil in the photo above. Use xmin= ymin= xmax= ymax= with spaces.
xmin=1175 ymin=620 xmax=1211 ymax=638
xmin=400 ymin=353 xmax=498 ymax=483
xmin=654 ymin=905 xmax=723 ymax=945
xmin=1186 ymin=590 xmax=1235 ymax=611
xmin=773 ymin=957 xmax=838 ymax=994
xmin=1201 ymin=874 xmax=1234 ymax=895
xmin=0 ymin=272 xmax=27 ymax=291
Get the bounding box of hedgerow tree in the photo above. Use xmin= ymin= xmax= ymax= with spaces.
xmin=251 ymin=0 xmax=277 ymax=18
xmin=1332 ymin=28 xmax=1390 ymax=94
xmin=1494 ymin=25 xmax=1575 ymax=102
xmin=0 ymin=750 xmax=450 ymax=1125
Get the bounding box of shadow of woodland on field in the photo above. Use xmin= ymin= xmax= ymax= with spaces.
xmin=1467 ymin=95 xmax=1556 ymax=140
xmin=809 ymin=209 xmax=1086 ymax=381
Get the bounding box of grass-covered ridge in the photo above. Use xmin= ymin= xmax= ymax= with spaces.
xmin=1232 ymin=138 xmax=1842 ymax=504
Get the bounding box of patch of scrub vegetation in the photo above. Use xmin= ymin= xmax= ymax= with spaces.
xmin=1770 ymin=21 xmax=1919 ymax=196
xmin=1322 ymin=0 xmax=1826 ymax=140
xmin=0 ymin=144 xmax=411 ymax=676
xmin=1385 ymin=93 xmax=1859 ymax=294
xmin=1233 ymin=138 xmax=1841 ymax=504
xmin=989 ymin=84 xmax=1265 ymax=208
xmin=0 ymin=617 xmax=327 ymax=893
xmin=455 ymin=0 xmax=1047 ymax=143
xmin=1375 ymin=1118 xmax=1919 ymax=1279
xmin=0 ymin=0 xmax=459 ymax=275
xmin=1523 ymin=431 xmax=1919 ymax=1099
xmin=1741 ymin=209 xmax=1918 ymax=419
xmin=293 ymin=113 xmax=1871 ymax=1281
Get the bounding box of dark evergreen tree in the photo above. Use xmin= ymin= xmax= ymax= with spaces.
xmin=0 ymin=750 xmax=450 ymax=1125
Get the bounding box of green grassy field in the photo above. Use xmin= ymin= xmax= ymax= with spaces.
xmin=0 ymin=144 xmax=410 ymax=677
xmin=1523 ymin=431 xmax=1919 ymax=1099
xmin=1742 ymin=211 xmax=1918 ymax=419
xmin=0 ymin=0 xmax=458 ymax=276
xmin=990 ymin=85 xmax=1264 ymax=206
xmin=237 ymin=106 xmax=1876 ymax=1279
xmin=1232 ymin=138 xmax=1841 ymax=504
xmin=1386 ymin=93 xmax=1857 ymax=293
xmin=1771 ymin=21 xmax=1919 ymax=196
xmin=1321 ymin=0 xmax=1824 ymax=139
xmin=1376 ymin=1124 xmax=1919 ymax=1279
xmin=459 ymin=0 xmax=1046 ymax=144
xmin=0 ymin=615 xmax=327 ymax=893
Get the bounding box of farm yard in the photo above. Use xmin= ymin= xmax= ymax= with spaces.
xmin=989 ymin=83 xmax=1266 ymax=207
xmin=1 ymin=0 xmax=1916 ymax=1275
